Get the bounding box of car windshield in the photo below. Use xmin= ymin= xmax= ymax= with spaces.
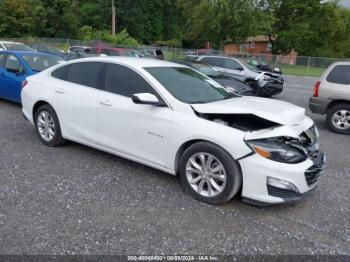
xmin=21 ymin=54 xmax=64 ymax=72
xmin=145 ymin=67 xmax=233 ymax=104
xmin=4 ymin=43 xmax=32 ymax=51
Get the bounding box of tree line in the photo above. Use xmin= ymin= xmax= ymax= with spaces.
xmin=0 ymin=0 xmax=350 ymax=58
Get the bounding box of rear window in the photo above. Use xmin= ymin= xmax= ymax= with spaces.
xmin=326 ymin=65 xmax=350 ymax=85
xmin=201 ymin=57 xmax=224 ymax=67
xmin=22 ymin=54 xmax=63 ymax=72
xmin=52 ymin=65 xmax=70 ymax=80
xmin=67 ymin=62 xmax=104 ymax=89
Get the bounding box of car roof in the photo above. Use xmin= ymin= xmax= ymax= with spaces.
xmin=0 ymin=50 xmax=63 ymax=57
xmin=0 ymin=41 xmax=27 ymax=45
xmin=329 ymin=61 xmax=350 ymax=66
xmin=65 ymin=56 xmax=187 ymax=69
xmin=198 ymin=55 xmax=232 ymax=59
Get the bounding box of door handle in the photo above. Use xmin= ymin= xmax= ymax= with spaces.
xmin=55 ymin=88 xmax=65 ymax=94
xmin=0 ymin=72 xmax=4 ymax=77
xmin=99 ymin=99 xmax=113 ymax=106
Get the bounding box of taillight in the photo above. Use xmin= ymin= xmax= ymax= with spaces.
xmin=21 ymin=80 xmax=28 ymax=88
xmin=313 ymin=81 xmax=320 ymax=97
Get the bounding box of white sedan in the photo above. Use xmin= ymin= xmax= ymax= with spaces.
xmin=21 ymin=57 xmax=325 ymax=205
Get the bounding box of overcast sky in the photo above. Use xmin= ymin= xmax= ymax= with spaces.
xmin=340 ymin=0 xmax=350 ymax=7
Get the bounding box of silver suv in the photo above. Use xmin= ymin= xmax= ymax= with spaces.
xmin=195 ymin=55 xmax=285 ymax=96
xmin=309 ymin=62 xmax=350 ymax=134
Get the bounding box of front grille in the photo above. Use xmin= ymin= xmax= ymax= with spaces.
xmin=305 ymin=161 xmax=325 ymax=186
xmin=267 ymin=185 xmax=301 ymax=199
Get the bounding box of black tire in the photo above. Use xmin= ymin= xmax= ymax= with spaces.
xmin=326 ymin=103 xmax=350 ymax=135
xmin=34 ymin=104 xmax=66 ymax=146
xmin=179 ymin=142 xmax=242 ymax=205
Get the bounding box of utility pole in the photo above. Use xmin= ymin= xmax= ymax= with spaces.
xmin=111 ymin=0 xmax=116 ymax=36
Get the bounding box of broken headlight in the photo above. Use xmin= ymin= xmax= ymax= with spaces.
xmin=246 ymin=137 xmax=307 ymax=164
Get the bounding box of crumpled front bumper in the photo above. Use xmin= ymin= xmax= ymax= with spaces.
xmin=238 ymin=150 xmax=325 ymax=205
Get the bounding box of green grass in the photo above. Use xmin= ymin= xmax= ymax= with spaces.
xmin=163 ymin=50 xmax=186 ymax=61
xmin=278 ymin=64 xmax=325 ymax=77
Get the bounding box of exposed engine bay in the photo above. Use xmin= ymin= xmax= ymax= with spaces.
xmin=194 ymin=111 xmax=280 ymax=131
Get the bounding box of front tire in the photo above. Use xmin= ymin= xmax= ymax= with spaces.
xmin=34 ymin=104 xmax=66 ymax=146
xmin=179 ymin=142 xmax=242 ymax=205
xmin=326 ymin=104 xmax=350 ymax=135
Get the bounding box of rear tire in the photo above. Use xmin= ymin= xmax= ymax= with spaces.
xmin=326 ymin=104 xmax=350 ymax=135
xmin=34 ymin=104 xmax=66 ymax=146
xmin=179 ymin=142 xmax=242 ymax=205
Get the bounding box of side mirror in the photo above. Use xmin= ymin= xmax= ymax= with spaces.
xmin=236 ymin=66 xmax=244 ymax=71
xmin=132 ymin=93 xmax=166 ymax=107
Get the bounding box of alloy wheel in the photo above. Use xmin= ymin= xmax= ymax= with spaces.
xmin=332 ymin=110 xmax=350 ymax=130
xmin=185 ymin=153 xmax=227 ymax=197
xmin=37 ymin=111 xmax=56 ymax=142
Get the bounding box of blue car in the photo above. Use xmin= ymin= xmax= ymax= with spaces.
xmin=0 ymin=51 xmax=64 ymax=103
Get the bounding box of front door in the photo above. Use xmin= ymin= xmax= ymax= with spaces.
xmin=0 ymin=54 xmax=26 ymax=102
xmin=96 ymin=63 xmax=172 ymax=167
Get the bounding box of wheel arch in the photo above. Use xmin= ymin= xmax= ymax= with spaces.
xmin=326 ymin=100 xmax=350 ymax=112
xmin=32 ymin=100 xmax=51 ymax=120
xmin=174 ymin=139 xmax=243 ymax=175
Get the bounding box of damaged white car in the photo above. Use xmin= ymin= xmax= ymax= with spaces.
xmin=21 ymin=57 xmax=325 ymax=205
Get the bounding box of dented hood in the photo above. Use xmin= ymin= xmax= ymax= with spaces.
xmin=191 ymin=96 xmax=305 ymax=126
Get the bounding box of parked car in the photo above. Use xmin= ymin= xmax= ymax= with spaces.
xmin=196 ymin=49 xmax=222 ymax=55
xmin=174 ymin=60 xmax=254 ymax=96
xmin=0 ymin=41 xmax=32 ymax=51
xmin=0 ymin=51 xmax=64 ymax=103
xmin=309 ymin=62 xmax=350 ymax=134
xmin=97 ymin=47 xmax=138 ymax=57
xmin=136 ymin=48 xmax=165 ymax=59
xmin=194 ymin=56 xmax=285 ymax=97
xmin=247 ymin=56 xmax=283 ymax=75
xmin=21 ymin=57 xmax=325 ymax=205
xmin=65 ymin=49 xmax=106 ymax=61
xmin=31 ymin=44 xmax=66 ymax=58
xmin=67 ymin=46 xmax=91 ymax=53
xmin=137 ymin=48 xmax=156 ymax=58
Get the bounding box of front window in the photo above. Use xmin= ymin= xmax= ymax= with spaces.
xmin=22 ymin=54 xmax=64 ymax=72
xmin=145 ymin=67 xmax=233 ymax=104
xmin=4 ymin=43 xmax=32 ymax=51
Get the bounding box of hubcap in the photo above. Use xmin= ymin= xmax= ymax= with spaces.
xmin=332 ymin=110 xmax=350 ymax=130
xmin=185 ymin=153 xmax=227 ymax=197
xmin=37 ymin=111 xmax=55 ymax=142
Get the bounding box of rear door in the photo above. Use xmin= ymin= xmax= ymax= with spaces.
xmin=0 ymin=54 xmax=27 ymax=102
xmin=49 ymin=62 xmax=104 ymax=144
xmin=200 ymin=57 xmax=224 ymax=70
xmin=221 ymin=59 xmax=246 ymax=78
xmin=0 ymin=53 xmax=7 ymax=99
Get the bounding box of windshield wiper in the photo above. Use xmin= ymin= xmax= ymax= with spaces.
xmin=190 ymin=101 xmax=208 ymax=104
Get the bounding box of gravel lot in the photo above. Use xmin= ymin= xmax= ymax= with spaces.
xmin=0 ymin=75 xmax=349 ymax=255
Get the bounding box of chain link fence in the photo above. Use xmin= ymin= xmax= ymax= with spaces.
xmin=2 ymin=37 xmax=346 ymax=77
